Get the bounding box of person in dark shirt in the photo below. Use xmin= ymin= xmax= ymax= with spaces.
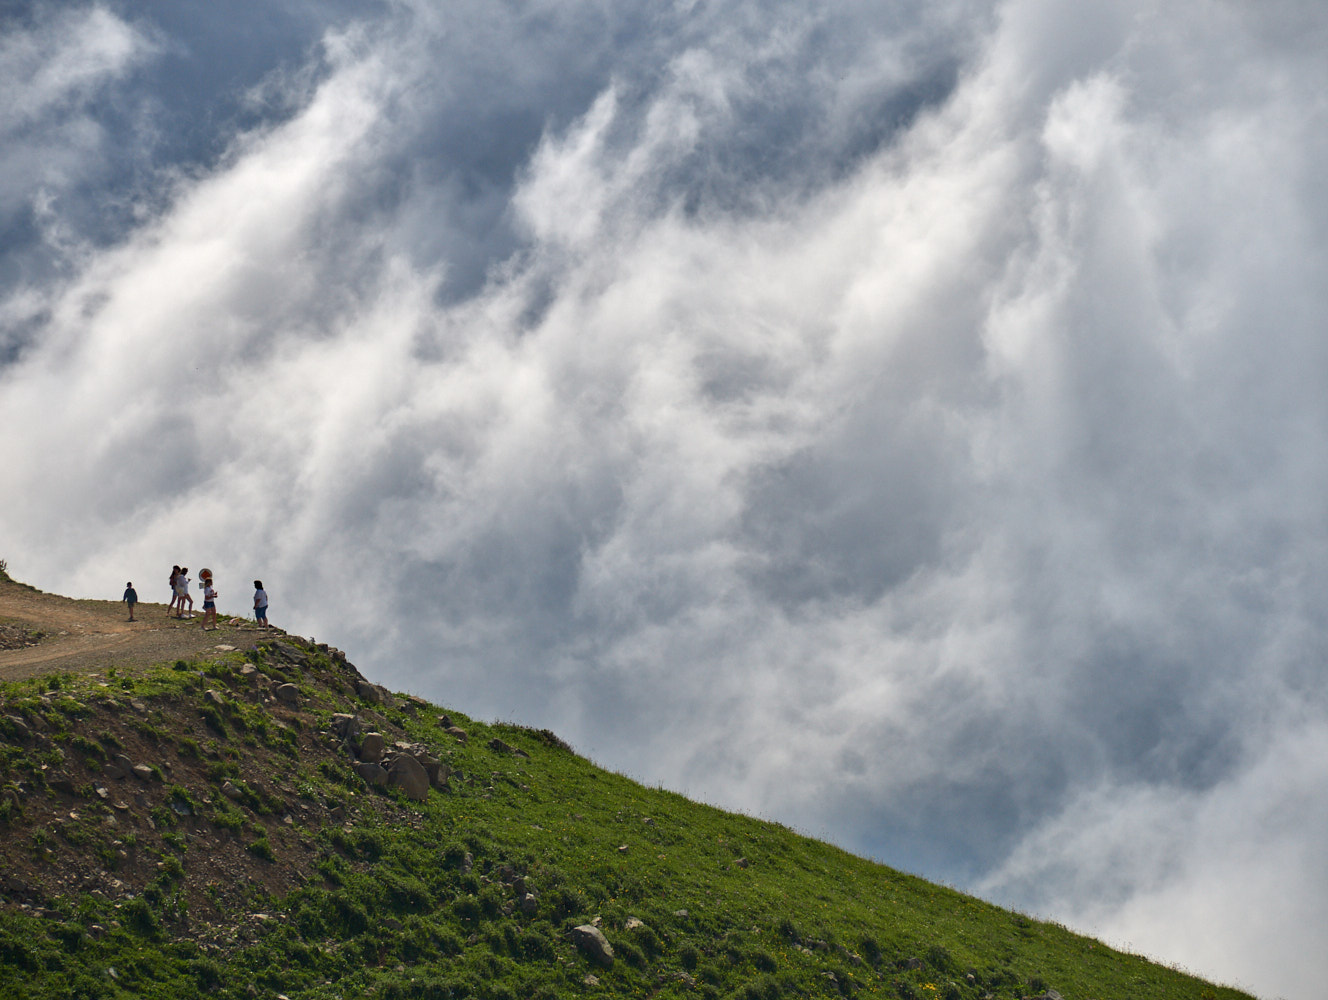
xmin=123 ymin=582 xmax=138 ymax=622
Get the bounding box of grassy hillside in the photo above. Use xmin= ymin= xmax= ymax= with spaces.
xmin=0 ymin=631 xmax=1255 ymax=1000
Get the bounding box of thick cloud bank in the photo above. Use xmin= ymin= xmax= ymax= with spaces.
xmin=3 ymin=2 xmax=1327 ymax=996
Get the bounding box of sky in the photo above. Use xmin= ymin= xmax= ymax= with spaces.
xmin=2 ymin=1 xmax=1326 ymax=996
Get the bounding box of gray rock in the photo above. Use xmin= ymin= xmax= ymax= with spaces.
xmin=354 ymin=680 xmax=397 ymax=709
xmin=359 ymin=733 xmax=385 ymax=763
xmin=414 ymin=753 xmax=446 ymax=787
xmin=571 ymin=925 xmax=615 ymax=967
xmin=221 ymin=781 xmax=243 ymax=800
xmin=445 ymin=726 xmax=468 ymax=742
xmin=520 ymin=892 xmax=539 ymax=915
xmin=270 ymin=642 xmax=308 ymax=665
xmin=387 ymin=754 xmax=430 ymax=801
xmin=355 ymin=762 xmax=388 ymax=787
xmin=274 ymin=683 xmax=301 ymax=707
xmin=3 ymin=715 xmax=31 ymax=742
xmin=203 ymin=689 xmax=226 ymax=707
xmin=329 ymin=713 xmax=359 ymax=742
xmin=131 ymin=764 xmax=157 ymax=782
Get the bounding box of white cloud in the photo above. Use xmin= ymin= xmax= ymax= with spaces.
xmin=2 ymin=1 xmax=1327 ymax=996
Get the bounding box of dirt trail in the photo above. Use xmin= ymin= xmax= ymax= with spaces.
xmin=0 ymin=575 xmax=268 ymax=682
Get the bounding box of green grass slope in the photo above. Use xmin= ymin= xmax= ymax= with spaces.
xmin=0 ymin=636 xmax=1255 ymax=1000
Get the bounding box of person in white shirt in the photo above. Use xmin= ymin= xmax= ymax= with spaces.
xmin=175 ymin=567 xmax=193 ymax=617
xmin=253 ymin=580 xmax=269 ymax=629
xmin=200 ymin=570 xmax=219 ymax=630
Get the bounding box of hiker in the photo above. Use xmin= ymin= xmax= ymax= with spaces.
xmin=167 ymin=565 xmax=181 ymax=615
xmin=200 ymin=569 xmax=218 ymax=630
xmin=253 ymin=580 xmax=269 ymax=629
xmin=123 ymin=582 xmax=137 ymax=621
xmin=175 ymin=567 xmax=193 ymax=617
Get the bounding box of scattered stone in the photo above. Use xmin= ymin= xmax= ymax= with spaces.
xmin=571 ymin=925 xmax=615 ymax=967
xmin=414 ymin=753 xmax=446 ymax=788
xmin=221 ymin=781 xmax=244 ymax=800
xmin=49 ymin=776 xmax=76 ymax=795
xmin=239 ymin=663 xmax=258 ymax=677
xmin=617 ymin=845 xmax=629 ymax=854
xmin=445 ymin=726 xmax=468 ymax=742
xmin=354 ymin=762 xmax=388 ymax=787
xmin=437 ymin=714 xmax=453 ymax=728
xmin=131 ymin=764 xmax=157 ymax=782
xmin=624 ymin=917 xmax=645 ymax=931
xmin=583 ymin=975 xmax=600 ymax=987
xmin=270 ymin=642 xmax=308 ymax=665
xmin=329 ymin=714 xmax=359 ymax=742
xmin=128 ymin=700 xmax=147 ymax=713
xmin=354 ymin=680 xmax=397 ymax=709
xmin=328 ymin=804 xmax=346 ymax=823
xmin=214 ymin=644 xmax=236 ymax=652
xmin=274 ymin=683 xmax=301 ymax=707
xmin=358 ymin=733 xmax=385 ymax=764
xmin=673 ymin=910 xmax=689 ymax=919
xmin=387 ymin=754 xmax=430 ymax=801
xmin=520 ymin=892 xmax=539 ymax=915
xmin=734 ymin=857 xmax=749 ymax=868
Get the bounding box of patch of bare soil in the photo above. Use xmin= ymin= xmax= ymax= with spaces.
xmin=0 ymin=575 xmax=275 ymax=682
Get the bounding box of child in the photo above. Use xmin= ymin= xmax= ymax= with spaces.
xmin=253 ymin=580 xmax=269 ymax=629
xmin=123 ymin=582 xmax=138 ymax=622
xmin=200 ymin=569 xmax=218 ymax=631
